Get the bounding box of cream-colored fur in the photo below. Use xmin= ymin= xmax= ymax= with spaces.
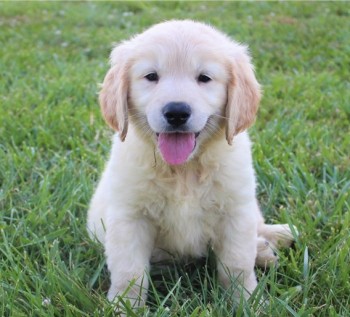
xmin=87 ymin=20 xmax=296 ymax=308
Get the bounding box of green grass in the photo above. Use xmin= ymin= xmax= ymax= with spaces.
xmin=1 ymin=2 xmax=349 ymax=316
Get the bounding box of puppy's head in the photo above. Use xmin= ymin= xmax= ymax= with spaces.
xmin=100 ymin=20 xmax=261 ymax=165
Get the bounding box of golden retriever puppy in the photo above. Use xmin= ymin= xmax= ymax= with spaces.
xmin=87 ymin=20 xmax=296 ymax=308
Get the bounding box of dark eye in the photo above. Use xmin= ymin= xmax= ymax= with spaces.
xmin=198 ymin=74 xmax=212 ymax=83
xmin=145 ymin=72 xmax=159 ymax=82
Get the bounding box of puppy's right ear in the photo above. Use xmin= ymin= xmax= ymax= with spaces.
xmin=225 ymin=44 xmax=261 ymax=145
xmin=99 ymin=44 xmax=130 ymax=141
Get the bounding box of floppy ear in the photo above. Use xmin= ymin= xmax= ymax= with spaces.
xmin=225 ymin=45 xmax=261 ymax=145
xmin=99 ymin=44 xmax=130 ymax=141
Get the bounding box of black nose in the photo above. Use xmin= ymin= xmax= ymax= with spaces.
xmin=163 ymin=102 xmax=191 ymax=127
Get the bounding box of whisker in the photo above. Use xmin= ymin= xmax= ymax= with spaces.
xmin=210 ymin=113 xmax=229 ymax=120
xmin=128 ymin=111 xmax=227 ymax=141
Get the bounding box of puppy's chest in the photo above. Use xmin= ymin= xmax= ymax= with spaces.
xmin=142 ymin=171 xmax=226 ymax=256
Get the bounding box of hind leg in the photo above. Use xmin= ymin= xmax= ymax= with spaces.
xmin=256 ymin=222 xmax=297 ymax=268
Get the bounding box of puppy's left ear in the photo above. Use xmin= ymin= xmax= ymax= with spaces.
xmin=99 ymin=43 xmax=131 ymax=141
xmin=226 ymin=45 xmax=261 ymax=145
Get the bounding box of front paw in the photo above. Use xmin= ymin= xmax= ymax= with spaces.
xmin=107 ymin=286 xmax=121 ymax=302
xmin=107 ymin=285 xmax=141 ymax=317
xmin=107 ymin=279 xmax=147 ymax=308
xmin=107 ymin=286 xmax=128 ymax=317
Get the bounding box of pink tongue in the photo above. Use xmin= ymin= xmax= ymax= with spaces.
xmin=158 ymin=133 xmax=196 ymax=165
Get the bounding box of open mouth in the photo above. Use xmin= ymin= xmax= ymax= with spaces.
xmin=156 ymin=132 xmax=200 ymax=165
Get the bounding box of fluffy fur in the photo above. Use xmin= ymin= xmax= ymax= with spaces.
xmin=87 ymin=20 xmax=296 ymax=308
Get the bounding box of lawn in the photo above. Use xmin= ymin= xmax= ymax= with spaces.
xmin=1 ymin=2 xmax=349 ymax=316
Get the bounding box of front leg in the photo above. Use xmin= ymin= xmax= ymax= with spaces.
xmin=214 ymin=201 xmax=258 ymax=299
xmin=105 ymin=211 xmax=156 ymax=308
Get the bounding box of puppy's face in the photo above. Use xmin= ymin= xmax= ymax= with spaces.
xmin=129 ymin=36 xmax=229 ymax=164
xmin=100 ymin=21 xmax=261 ymax=165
